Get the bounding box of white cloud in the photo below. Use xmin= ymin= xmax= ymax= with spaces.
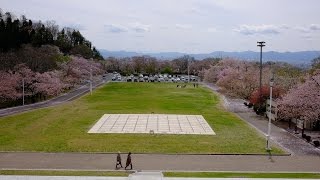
xmin=297 ymin=24 xmax=320 ymax=33
xmin=104 ymin=24 xmax=128 ymax=33
xmin=234 ymin=24 xmax=284 ymax=35
xmin=104 ymin=22 xmax=150 ymax=33
xmin=175 ymin=24 xmax=192 ymax=29
xmin=310 ymin=24 xmax=320 ymax=31
xmin=279 ymin=24 xmax=290 ymax=30
xmin=129 ymin=22 xmax=150 ymax=33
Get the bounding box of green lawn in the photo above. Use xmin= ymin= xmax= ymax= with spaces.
xmin=0 ymin=170 xmax=131 ymax=176
xmin=164 ymin=172 xmax=320 ymax=178
xmin=2 ymin=170 xmax=320 ymax=178
xmin=0 ymin=83 xmax=284 ymax=153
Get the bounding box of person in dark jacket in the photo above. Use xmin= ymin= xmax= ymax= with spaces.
xmin=125 ymin=152 xmax=132 ymax=170
xmin=115 ymin=151 xmax=122 ymax=169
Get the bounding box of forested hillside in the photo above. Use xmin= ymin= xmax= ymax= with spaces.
xmin=0 ymin=10 xmax=105 ymax=108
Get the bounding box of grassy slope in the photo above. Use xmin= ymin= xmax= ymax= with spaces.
xmin=0 ymin=83 xmax=283 ymax=153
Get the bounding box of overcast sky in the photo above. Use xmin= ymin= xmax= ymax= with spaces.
xmin=1 ymin=0 xmax=320 ymax=53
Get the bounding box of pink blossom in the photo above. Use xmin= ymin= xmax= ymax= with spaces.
xmin=0 ymin=71 xmax=21 ymax=102
xmin=277 ymin=73 xmax=320 ymax=122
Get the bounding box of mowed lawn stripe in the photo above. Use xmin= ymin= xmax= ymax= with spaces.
xmin=0 ymin=83 xmax=284 ymax=154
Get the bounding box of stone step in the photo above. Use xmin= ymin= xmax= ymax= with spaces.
xmin=128 ymin=171 xmax=163 ymax=180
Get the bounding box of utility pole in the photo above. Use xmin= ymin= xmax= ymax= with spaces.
xmin=257 ymin=41 xmax=265 ymax=113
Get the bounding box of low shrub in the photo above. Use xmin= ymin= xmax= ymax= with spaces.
xmin=306 ymin=136 xmax=311 ymax=142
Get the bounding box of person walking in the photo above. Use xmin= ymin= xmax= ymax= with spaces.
xmin=125 ymin=152 xmax=132 ymax=170
xmin=115 ymin=151 xmax=122 ymax=169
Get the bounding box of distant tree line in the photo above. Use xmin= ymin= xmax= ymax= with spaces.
xmin=0 ymin=10 xmax=103 ymax=60
xmin=105 ymin=55 xmax=221 ymax=78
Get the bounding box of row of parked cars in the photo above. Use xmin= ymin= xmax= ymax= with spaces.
xmin=111 ymin=72 xmax=198 ymax=83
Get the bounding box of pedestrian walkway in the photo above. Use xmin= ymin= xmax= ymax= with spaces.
xmin=204 ymin=83 xmax=320 ymax=156
xmin=1 ymin=153 xmax=320 ymax=172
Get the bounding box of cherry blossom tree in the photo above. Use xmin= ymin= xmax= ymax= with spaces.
xmin=277 ymin=71 xmax=320 ymax=122
xmin=13 ymin=64 xmax=36 ymax=99
xmin=119 ymin=58 xmax=134 ymax=75
xmin=33 ymin=70 xmax=65 ymax=97
xmin=0 ymin=70 xmax=21 ymax=102
xmin=60 ymin=56 xmax=103 ymax=87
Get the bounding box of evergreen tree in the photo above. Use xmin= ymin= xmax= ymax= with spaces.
xmin=0 ymin=10 xmax=103 ymax=59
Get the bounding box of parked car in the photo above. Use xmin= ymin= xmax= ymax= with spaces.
xmin=149 ymin=76 xmax=155 ymax=82
xmin=158 ymin=77 xmax=164 ymax=82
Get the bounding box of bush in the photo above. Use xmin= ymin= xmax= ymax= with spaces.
xmin=306 ymin=136 xmax=311 ymax=142
xmin=253 ymin=103 xmax=266 ymax=115
xmin=313 ymin=141 xmax=320 ymax=147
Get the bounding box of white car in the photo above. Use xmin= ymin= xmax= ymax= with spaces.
xmin=158 ymin=77 xmax=164 ymax=82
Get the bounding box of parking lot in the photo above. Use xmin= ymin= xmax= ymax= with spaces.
xmin=111 ymin=72 xmax=199 ymax=83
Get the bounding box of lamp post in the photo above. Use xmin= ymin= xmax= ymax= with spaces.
xmin=257 ymin=41 xmax=265 ymax=112
xmin=187 ymin=57 xmax=190 ymax=83
xmin=22 ymin=78 xmax=25 ymax=106
xmin=266 ymin=74 xmax=274 ymax=151
xmin=90 ymin=67 xmax=92 ymax=95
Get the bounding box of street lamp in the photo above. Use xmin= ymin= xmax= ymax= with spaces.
xmin=257 ymin=41 xmax=265 ymax=113
xmin=266 ymin=73 xmax=274 ymax=151
xmin=90 ymin=67 xmax=92 ymax=95
xmin=22 ymin=78 xmax=25 ymax=106
xmin=187 ymin=57 xmax=190 ymax=83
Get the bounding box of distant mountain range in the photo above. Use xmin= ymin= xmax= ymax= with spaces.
xmin=100 ymin=50 xmax=320 ymax=65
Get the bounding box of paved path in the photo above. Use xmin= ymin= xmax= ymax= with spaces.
xmin=0 ymin=152 xmax=320 ymax=172
xmin=204 ymin=83 xmax=320 ymax=156
xmin=0 ymin=74 xmax=113 ymax=117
